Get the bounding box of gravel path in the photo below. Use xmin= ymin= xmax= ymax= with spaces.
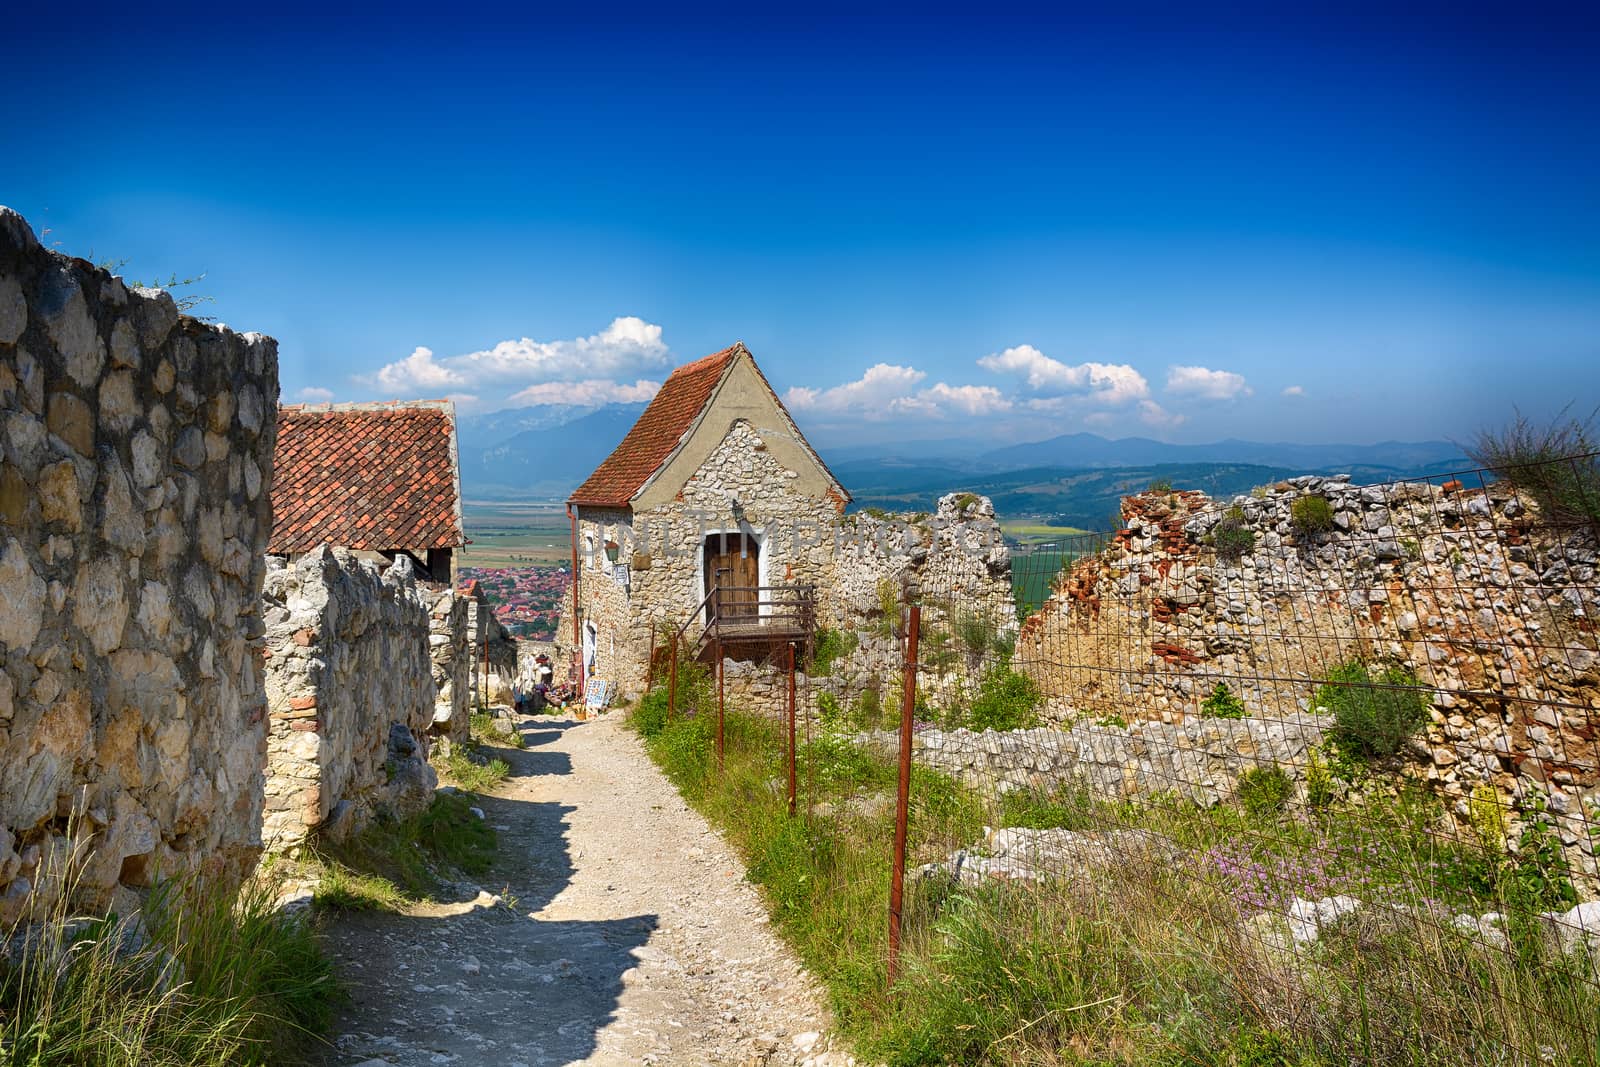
xmin=320 ymin=708 xmax=845 ymax=1067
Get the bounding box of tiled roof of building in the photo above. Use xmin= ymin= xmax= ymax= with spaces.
xmin=567 ymin=344 xmax=742 ymax=507
xmin=269 ymin=400 xmax=465 ymax=554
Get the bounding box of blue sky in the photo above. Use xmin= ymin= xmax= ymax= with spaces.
xmin=5 ymin=6 xmax=1598 ymax=447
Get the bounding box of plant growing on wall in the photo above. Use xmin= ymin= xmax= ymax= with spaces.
xmin=1290 ymin=494 xmax=1335 ymax=536
xmin=1316 ymin=660 xmax=1431 ymax=760
xmin=967 ymin=664 xmax=1041 ymax=732
xmin=1468 ymin=406 xmax=1600 ymax=530
xmin=1237 ymin=765 xmax=1293 ymax=818
xmin=1200 ymin=681 xmax=1247 ymax=719
xmin=1210 ymin=507 xmax=1255 ymax=563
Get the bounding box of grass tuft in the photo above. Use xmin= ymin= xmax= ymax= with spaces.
xmin=1 ymin=872 xmax=339 ymax=1066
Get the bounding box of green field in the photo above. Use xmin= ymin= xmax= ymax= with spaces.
xmin=459 ymin=502 xmax=572 ymax=568
xmin=999 ymin=519 xmax=1091 ymax=545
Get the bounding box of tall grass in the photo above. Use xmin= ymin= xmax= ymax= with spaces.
xmin=1468 ymin=407 xmax=1600 ymax=529
xmin=631 ymin=694 xmax=1600 ymax=1065
xmin=0 ymin=871 xmax=338 ymax=1066
xmin=310 ymin=791 xmax=498 ymax=909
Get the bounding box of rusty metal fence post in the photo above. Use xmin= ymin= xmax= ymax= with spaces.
xmin=668 ymin=632 xmax=679 ymax=723
xmin=887 ymin=603 xmax=920 ymax=988
xmin=716 ymin=634 xmax=725 ymax=769
xmin=787 ymin=641 xmax=798 ymax=817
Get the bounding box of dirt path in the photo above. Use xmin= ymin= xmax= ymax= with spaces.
xmin=319 ymin=708 xmax=844 ymax=1067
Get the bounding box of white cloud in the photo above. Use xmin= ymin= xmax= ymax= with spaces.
xmin=296 ymin=386 xmax=334 ymax=403
xmin=1139 ymin=400 xmax=1187 ymax=428
xmin=1283 ymin=384 xmax=1306 ymax=397
xmin=786 ymin=365 xmax=1016 ymax=421
xmin=506 ymin=378 xmax=662 ymax=407
xmin=1166 ymin=365 xmax=1253 ymax=400
xmin=977 ymin=345 xmax=1150 ymax=404
xmin=366 ymin=316 xmax=670 ymax=403
xmin=920 ymin=383 xmax=1012 ymax=415
xmin=783 ymin=363 xmax=927 ymax=414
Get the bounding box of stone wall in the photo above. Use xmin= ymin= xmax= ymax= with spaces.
xmin=427 ymin=585 xmax=469 ymax=749
xmin=859 ymin=714 xmax=1332 ymax=806
xmin=1016 ymin=475 xmax=1600 ymax=879
xmin=0 ymin=208 xmax=278 ymax=919
xmin=827 ymin=492 xmax=1015 ymax=634
xmin=464 ymin=592 xmax=519 ymax=707
xmin=260 ymin=549 xmax=438 ymax=849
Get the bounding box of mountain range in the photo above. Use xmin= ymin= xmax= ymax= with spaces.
xmin=455 ymin=402 xmax=1471 ymax=527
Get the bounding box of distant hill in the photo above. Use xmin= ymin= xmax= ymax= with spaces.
xmin=977 ymin=433 xmax=1467 ymax=474
xmin=834 ymin=460 xmax=1314 ymax=530
xmin=455 ymin=401 xmax=1473 ymax=524
xmin=458 ymin=403 xmax=645 ymax=500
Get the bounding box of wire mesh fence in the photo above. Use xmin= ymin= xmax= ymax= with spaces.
xmin=640 ymin=456 xmax=1600 ymax=1064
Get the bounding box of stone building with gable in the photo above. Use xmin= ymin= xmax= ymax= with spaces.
xmin=564 ymin=342 xmax=851 ymax=695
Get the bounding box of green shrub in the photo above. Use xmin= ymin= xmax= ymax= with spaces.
xmin=1211 ymin=506 xmax=1255 ymax=562
xmin=1147 ymin=478 xmax=1174 ymax=493
xmin=1000 ymin=783 xmax=1095 ymax=830
xmin=1200 ymin=681 xmax=1247 ymax=719
xmin=1318 ymin=660 xmax=1431 ymax=760
xmin=1506 ymin=797 xmax=1580 ymax=912
xmin=1237 ymin=766 xmax=1293 ymax=818
xmin=632 ymin=686 xmax=669 ymax=737
xmin=810 ymin=627 xmax=859 ymax=674
xmin=1290 ymin=493 xmax=1334 ymax=536
xmin=817 ymin=690 xmax=845 ymax=732
xmin=1468 ymin=407 xmax=1600 ymax=529
xmin=967 ymin=664 xmax=1041 ymax=732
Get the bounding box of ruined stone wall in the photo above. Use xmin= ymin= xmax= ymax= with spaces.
xmin=260 ymin=549 xmax=437 ymax=849
xmin=427 ymin=584 xmax=470 ymax=749
xmin=0 ymin=208 xmax=277 ymax=919
xmin=1017 ymin=475 xmax=1600 ymax=878
xmin=826 ymin=492 xmax=1015 ymax=634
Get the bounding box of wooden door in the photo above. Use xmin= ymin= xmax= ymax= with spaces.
xmin=705 ymin=534 xmax=760 ymax=624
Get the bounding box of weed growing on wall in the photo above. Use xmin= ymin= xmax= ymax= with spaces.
xmin=1469 ymin=406 xmax=1600 ymax=529
xmin=1290 ymin=493 xmax=1335 ymax=536
xmin=1236 ymin=765 xmax=1293 ymax=818
xmin=1210 ymin=506 xmax=1255 ymax=562
xmin=1200 ymin=681 xmax=1248 ymax=719
xmin=809 ymin=628 xmax=859 ymax=674
xmin=1317 ymin=660 xmax=1431 ymax=760
xmin=312 ymin=792 xmax=498 ymax=909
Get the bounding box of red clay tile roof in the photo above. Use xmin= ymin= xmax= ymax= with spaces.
xmin=269 ymin=401 xmax=465 ymax=554
xmin=568 ymin=344 xmax=740 ymax=507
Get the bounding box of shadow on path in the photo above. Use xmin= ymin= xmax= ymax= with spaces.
xmin=319 ymin=715 xmax=654 ymax=1066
